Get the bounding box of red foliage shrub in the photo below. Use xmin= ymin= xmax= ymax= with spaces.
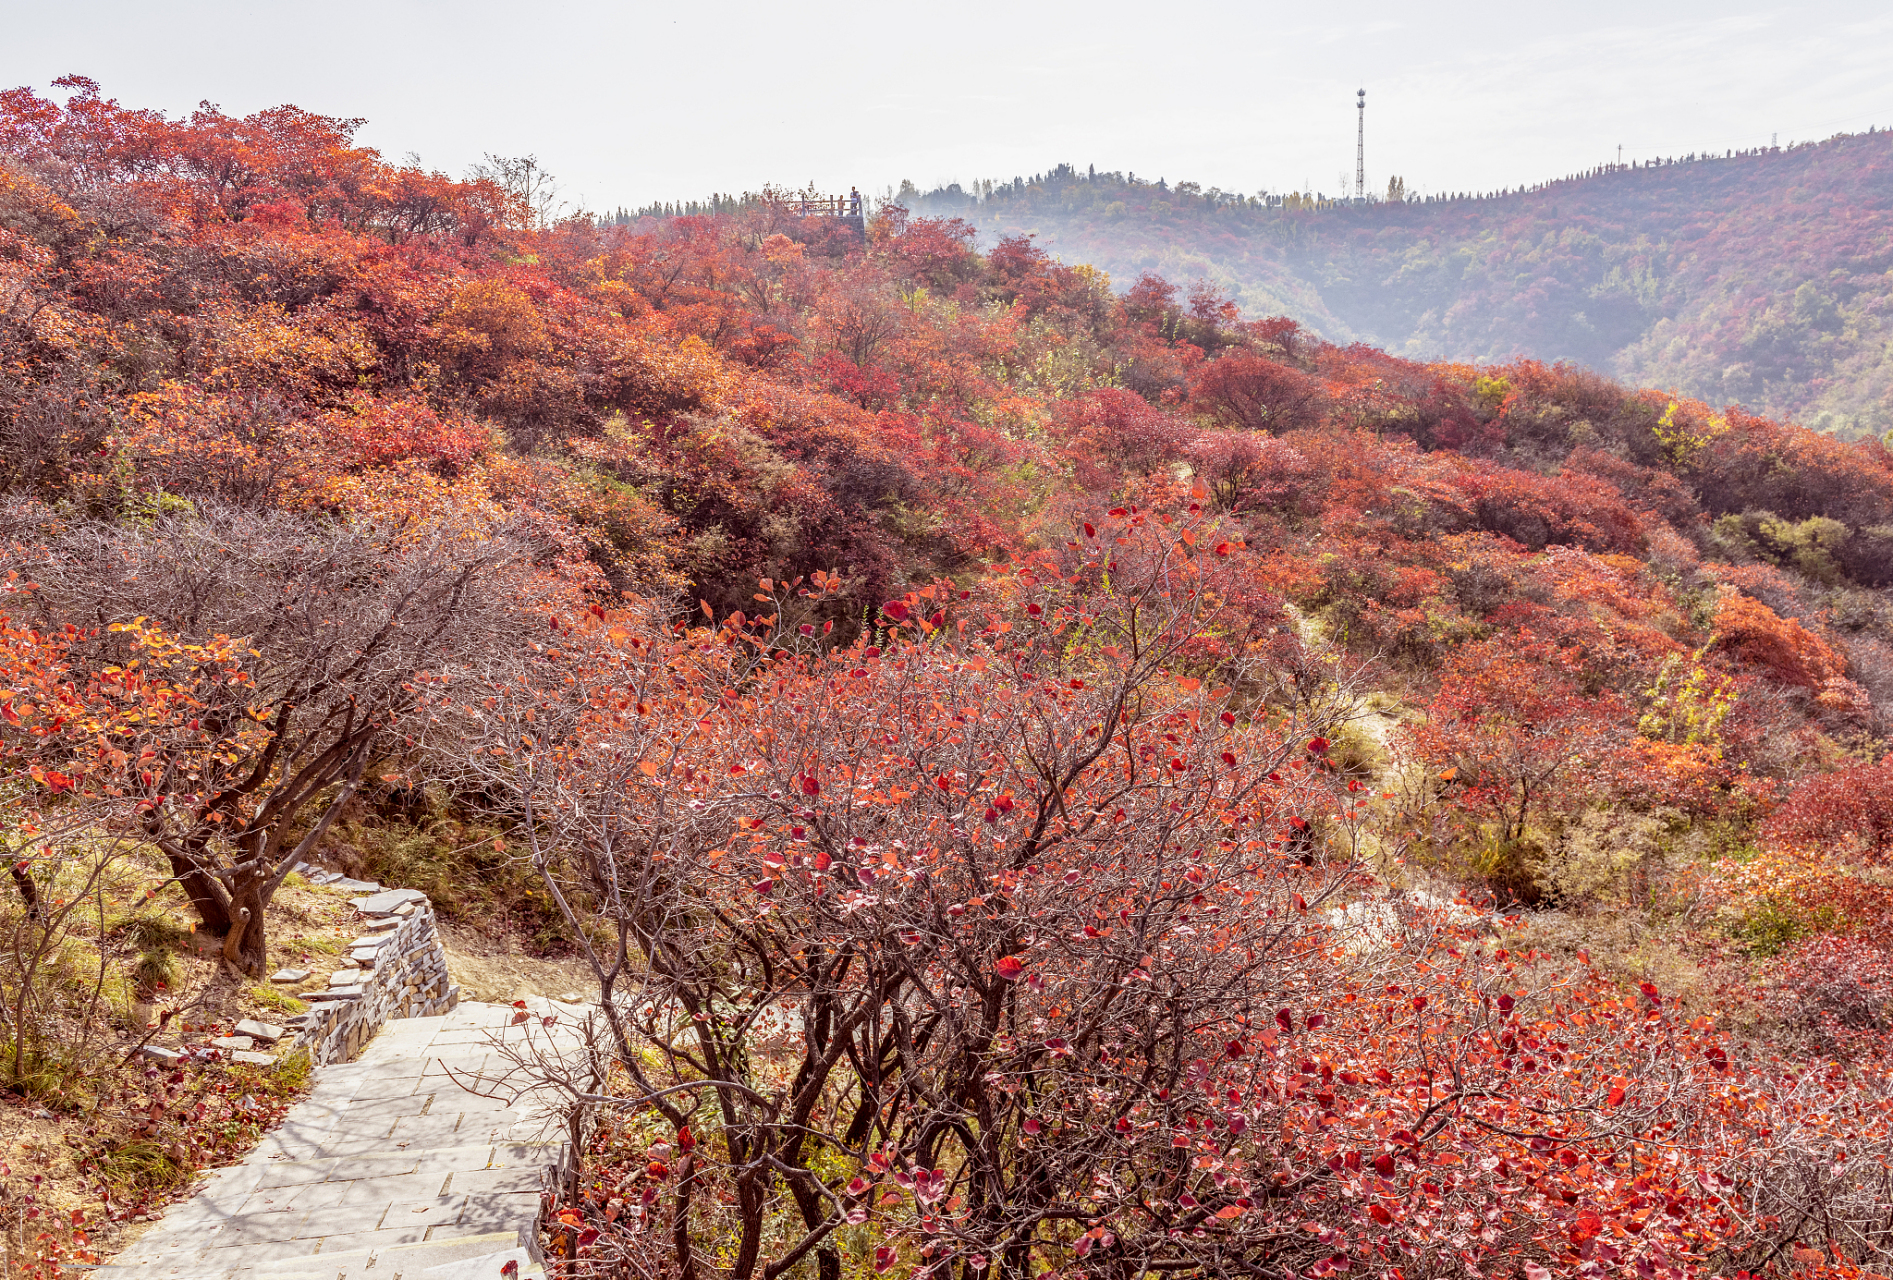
xmin=1695 ymin=406 xmax=1893 ymax=531
xmin=1183 ymin=430 xmax=1315 ymax=513
xmin=1187 ymin=350 xmax=1325 ymax=432
xmin=811 ymin=352 xmax=900 ymax=410
xmin=328 ymin=399 xmax=488 ymax=471
xmin=1712 ymin=592 xmax=1847 ymax=691
xmin=1565 ymin=447 xmax=1701 ymax=526
xmin=1764 ymin=756 xmax=1893 ymax=856
xmin=1764 ymin=936 xmax=1893 ymax=1055
xmin=1122 ymin=271 xmax=1178 ymax=325
xmin=1050 ymin=390 xmax=1192 ymax=489
xmin=886 ymin=216 xmax=979 ymax=289
xmin=1438 ymin=458 xmax=1646 ymax=553
xmin=1240 ymin=314 xmax=1303 ymax=356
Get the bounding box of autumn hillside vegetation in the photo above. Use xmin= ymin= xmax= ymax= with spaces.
xmin=908 ymin=137 xmax=1893 ymax=440
xmin=6 ymin=78 xmax=1893 ymax=1280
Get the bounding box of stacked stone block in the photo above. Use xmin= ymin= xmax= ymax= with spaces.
xmin=288 ymin=888 xmax=460 ymax=1067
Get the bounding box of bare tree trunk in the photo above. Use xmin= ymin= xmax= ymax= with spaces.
xmin=8 ymin=863 xmax=39 ymax=920
xmin=223 ymin=879 xmax=268 ymax=978
xmin=162 ymin=849 xmax=235 ymax=936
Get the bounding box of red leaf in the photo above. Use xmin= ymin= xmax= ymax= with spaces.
xmin=881 ymin=601 xmax=911 ymax=621
xmin=1307 ymin=737 xmax=1330 ymax=755
xmin=1373 ymin=1153 xmax=1396 ymax=1177
xmin=1225 ymin=1040 xmax=1245 ymax=1059
xmin=800 ymin=774 xmax=821 ymax=797
xmin=995 ymin=956 xmax=1025 ymax=981
xmin=1276 ymin=1008 xmax=1294 ymax=1033
xmin=1370 ymin=1204 xmax=1393 ymax=1225
xmin=1083 ymin=523 xmax=1096 ymax=538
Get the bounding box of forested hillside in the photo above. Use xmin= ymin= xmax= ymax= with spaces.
xmin=6 ymin=78 xmax=1893 ymax=1280
xmin=910 ymin=132 xmax=1893 ymax=439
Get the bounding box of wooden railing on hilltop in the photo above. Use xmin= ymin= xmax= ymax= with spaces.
xmin=778 ymin=194 xmax=865 ymax=219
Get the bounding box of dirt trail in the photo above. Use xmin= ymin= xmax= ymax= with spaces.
xmin=1281 ymin=602 xmax=1408 ymax=780
xmin=435 ymin=921 xmax=598 ymax=1004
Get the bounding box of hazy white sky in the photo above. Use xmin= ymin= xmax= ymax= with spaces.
xmin=5 ymin=0 xmax=1890 ymax=210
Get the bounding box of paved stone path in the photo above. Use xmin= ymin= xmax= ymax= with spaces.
xmin=96 ymin=1001 xmax=590 ymax=1280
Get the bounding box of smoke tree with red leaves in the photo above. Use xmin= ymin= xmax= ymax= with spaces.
xmin=429 ymin=499 xmax=1375 ymax=1278
xmin=1189 ymin=351 xmax=1326 ymax=435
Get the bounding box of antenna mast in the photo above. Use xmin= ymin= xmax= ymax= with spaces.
xmin=1356 ymin=89 xmax=1366 ymax=201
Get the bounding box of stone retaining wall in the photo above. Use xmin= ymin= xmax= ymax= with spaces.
xmin=288 ymin=890 xmax=459 ymax=1066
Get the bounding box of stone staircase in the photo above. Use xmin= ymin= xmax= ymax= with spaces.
xmin=94 ymin=1000 xmax=592 ymax=1280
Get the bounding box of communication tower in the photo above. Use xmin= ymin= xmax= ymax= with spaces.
xmin=1355 ymin=89 xmax=1366 ymax=201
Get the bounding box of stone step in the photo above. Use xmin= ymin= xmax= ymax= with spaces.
xmin=87 ymin=1230 xmax=543 ymax=1280
xmin=96 ymin=1003 xmax=577 ymax=1279
xmin=253 ymin=1230 xmax=531 ymax=1278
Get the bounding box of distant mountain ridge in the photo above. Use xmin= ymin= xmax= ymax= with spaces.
xmin=907 ymin=133 xmax=1893 ymax=439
